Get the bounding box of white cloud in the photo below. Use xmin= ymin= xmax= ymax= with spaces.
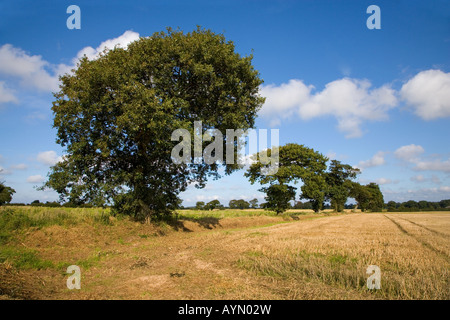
xmin=10 ymin=163 xmax=27 ymax=170
xmin=0 ymin=165 xmax=12 ymax=175
xmin=260 ymin=78 xmax=397 ymax=138
xmin=0 ymin=81 xmax=18 ymax=105
xmin=259 ymin=79 xmax=313 ymax=126
xmin=410 ymin=174 xmax=442 ymax=184
xmin=194 ymin=194 xmax=220 ymax=202
xmin=260 ymin=69 xmax=450 ymax=137
xmin=0 ymin=44 xmax=59 ymax=92
xmin=413 ymin=158 xmax=450 ymax=173
xmin=75 ymin=30 xmax=140 ymax=61
xmin=26 ymin=175 xmax=45 ymax=183
xmin=375 ymin=178 xmax=394 ymax=185
xmin=394 ymin=144 xmax=424 ymax=162
xmin=394 ymin=144 xmax=450 ymax=173
xmin=383 ymin=186 xmax=450 ymax=202
xmin=0 ymin=30 xmax=140 ymax=105
xmin=401 ymin=69 xmax=450 ymax=120
xmin=356 ymin=151 xmax=386 ymax=169
xmin=37 ymin=151 xmax=62 ymax=166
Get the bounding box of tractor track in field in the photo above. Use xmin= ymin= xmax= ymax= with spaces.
xmin=394 ymin=216 xmax=449 ymax=239
xmin=383 ymin=214 xmax=450 ymax=263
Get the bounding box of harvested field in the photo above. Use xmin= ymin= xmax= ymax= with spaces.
xmin=0 ymin=207 xmax=448 ymax=299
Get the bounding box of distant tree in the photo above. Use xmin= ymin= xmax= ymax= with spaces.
xmin=439 ymin=199 xmax=450 ymax=209
xmin=350 ymin=182 xmax=384 ymax=212
xmin=195 ymin=201 xmax=205 ymax=210
xmin=246 ymin=143 xmax=328 ymax=214
xmin=366 ymin=183 xmax=384 ymax=211
xmin=40 ymin=27 xmax=265 ymax=221
xmin=229 ymin=199 xmax=250 ymax=209
xmin=45 ymin=201 xmax=61 ymax=207
xmin=404 ymin=200 xmax=418 ymax=210
xmin=204 ymin=199 xmax=221 ymax=210
xmin=386 ymin=199 xmax=450 ymax=212
xmin=249 ymin=198 xmax=259 ymax=209
xmin=324 ymin=160 xmax=360 ymax=212
xmin=0 ymin=182 xmax=15 ymax=206
xmin=294 ymin=201 xmax=313 ymax=210
xmin=386 ymin=201 xmax=398 ymax=211
xmin=260 ymin=184 xmax=296 ymax=214
xmin=349 ymin=183 xmax=372 ymax=212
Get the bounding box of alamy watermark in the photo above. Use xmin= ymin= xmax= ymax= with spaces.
xmin=171 ymin=121 xmax=279 ymax=175
xmin=66 ymin=265 xmax=81 ymax=289
xmin=366 ymin=5 xmax=381 ymax=30
xmin=67 ymin=5 xmax=81 ymax=30
xmin=366 ymin=265 xmax=381 ymax=289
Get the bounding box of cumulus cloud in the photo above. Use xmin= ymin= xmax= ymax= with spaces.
xmin=356 ymin=151 xmax=386 ymax=169
xmin=394 ymin=144 xmax=450 ymax=173
xmin=26 ymin=175 xmax=45 ymax=183
xmin=260 ymin=78 xmax=397 ymax=138
xmin=37 ymin=151 xmax=62 ymax=166
xmin=0 ymin=30 xmax=140 ymax=103
xmin=394 ymin=144 xmax=424 ymax=162
xmin=259 ymin=69 xmax=450 ymax=137
xmin=0 ymin=44 xmax=59 ymax=92
xmin=400 ymin=69 xmax=450 ymax=120
xmin=75 ymin=30 xmax=140 ymax=62
xmin=259 ymin=79 xmax=313 ymax=127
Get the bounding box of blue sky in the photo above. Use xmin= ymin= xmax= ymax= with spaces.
xmin=0 ymin=0 xmax=449 ymax=206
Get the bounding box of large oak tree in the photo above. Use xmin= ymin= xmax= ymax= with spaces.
xmin=42 ymin=28 xmax=264 ymax=221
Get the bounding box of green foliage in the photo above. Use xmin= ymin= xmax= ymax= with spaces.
xmin=246 ymin=143 xmax=328 ymax=214
xmin=260 ymin=184 xmax=296 ymax=214
xmin=229 ymin=199 xmax=250 ymax=209
xmin=300 ymin=174 xmax=327 ymax=213
xmin=249 ymin=198 xmax=259 ymax=209
xmin=0 ymin=247 xmax=54 ymax=270
xmin=0 ymin=207 xmax=113 ymax=239
xmin=386 ymin=199 xmax=450 ymax=212
xmin=293 ymin=201 xmax=313 ymax=209
xmin=246 ymin=143 xmax=328 ymax=185
xmin=42 ymin=27 xmax=264 ymax=221
xmin=0 ymin=182 xmax=15 ymax=206
xmin=195 ymin=201 xmax=205 ymax=210
xmin=324 ymin=160 xmax=360 ymax=212
xmin=204 ymin=199 xmax=221 ymax=210
xmin=350 ymin=182 xmax=384 ymax=212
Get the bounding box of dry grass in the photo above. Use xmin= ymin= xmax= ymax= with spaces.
xmin=0 ymin=207 xmax=448 ymax=300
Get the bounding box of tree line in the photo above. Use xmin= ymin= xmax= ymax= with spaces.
xmin=386 ymin=199 xmax=450 ymax=212
xmin=245 ymin=143 xmax=384 ymax=214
